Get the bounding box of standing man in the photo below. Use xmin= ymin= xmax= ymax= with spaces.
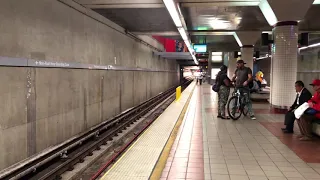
xmin=231 ymin=60 xmax=256 ymax=120
xmin=281 ymin=81 xmax=312 ymax=133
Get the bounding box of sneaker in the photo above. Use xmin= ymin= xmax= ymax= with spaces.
xmin=250 ymin=115 xmax=256 ymax=120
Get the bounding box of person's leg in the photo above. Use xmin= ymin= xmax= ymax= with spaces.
xmin=299 ymin=114 xmax=314 ymax=140
xmin=218 ymin=90 xmax=222 ymax=117
xmin=296 ymin=119 xmax=304 ymax=138
xmin=283 ymin=111 xmax=295 ymax=132
xmin=257 ymin=81 xmax=262 ymax=89
xmin=244 ymin=88 xmax=255 ymax=119
xmin=220 ymin=86 xmax=230 ymax=118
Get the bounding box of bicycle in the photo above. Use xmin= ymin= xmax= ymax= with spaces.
xmin=227 ymin=87 xmax=250 ymax=120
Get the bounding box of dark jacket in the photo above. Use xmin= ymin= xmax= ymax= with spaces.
xmin=290 ymin=88 xmax=312 ymax=110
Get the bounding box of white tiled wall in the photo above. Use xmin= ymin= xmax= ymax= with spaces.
xmin=241 ymin=47 xmax=254 ymax=70
xmin=271 ymin=25 xmax=298 ymax=107
xmin=227 ymin=52 xmax=238 ymax=78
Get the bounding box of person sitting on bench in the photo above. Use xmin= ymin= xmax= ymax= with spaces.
xmin=296 ymin=79 xmax=320 ymax=141
xmin=282 ymin=81 xmax=312 ymax=133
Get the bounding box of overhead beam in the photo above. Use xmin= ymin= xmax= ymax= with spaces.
xmin=83 ymin=4 xmax=164 ymax=8
xmin=75 ymin=0 xmax=162 ymax=4
xmin=181 ymin=1 xmax=260 ymax=7
xmin=133 ymin=31 xmax=179 ymax=36
xmin=75 ymin=0 xmax=164 ymax=8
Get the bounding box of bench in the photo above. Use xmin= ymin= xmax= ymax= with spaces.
xmin=312 ymin=120 xmax=320 ymax=136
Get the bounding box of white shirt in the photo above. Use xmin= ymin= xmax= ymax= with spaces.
xmin=297 ymin=88 xmax=304 ymax=105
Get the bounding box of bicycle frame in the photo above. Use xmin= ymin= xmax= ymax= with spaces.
xmin=232 ymin=88 xmax=249 ymax=113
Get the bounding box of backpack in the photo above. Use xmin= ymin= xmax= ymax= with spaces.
xmin=212 ymin=83 xmax=220 ymax=92
xmin=212 ymin=72 xmax=225 ymax=92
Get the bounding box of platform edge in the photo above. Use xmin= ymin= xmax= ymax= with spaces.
xmin=149 ymin=84 xmax=196 ymax=180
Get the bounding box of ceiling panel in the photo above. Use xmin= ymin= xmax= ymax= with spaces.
xmin=299 ymin=5 xmax=320 ymax=31
xmin=93 ymin=8 xmax=177 ymax=32
xmin=183 ymin=6 xmax=270 ymax=31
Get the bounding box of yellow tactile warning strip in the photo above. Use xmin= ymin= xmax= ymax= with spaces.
xmin=149 ymin=84 xmax=196 ymax=180
xmin=100 ymin=82 xmax=196 ymax=180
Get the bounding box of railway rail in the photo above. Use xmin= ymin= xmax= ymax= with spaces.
xmin=0 ymin=80 xmax=192 ymax=180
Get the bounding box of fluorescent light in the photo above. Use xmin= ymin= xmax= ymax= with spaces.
xmin=299 ymin=42 xmax=320 ymax=51
xmin=233 ymin=33 xmax=243 ymax=47
xmin=192 ymin=54 xmax=198 ymax=65
xmin=163 ymin=0 xmax=198 ymax=65
xmin=163 ymin=0 xmax=182 ymax=27
xmin=256 ymin=55 xmax=271 ymax=60
xmin=212 ymin=52 xmax=223 ymax=56
xmin=210 ymin=18 xmax=230 ymax=29
xmin=178 ymin=27 xmax=188 ymax=40
xmin=309 ymin=43 xmax=320 ymax=48
xmin=259 ymin=0 xmax=278 ymax=26
xmin=212 ymin=56 xmax=223 ymax=62
xmin=184 ymin=40 xmax=191 ymax=48
xmin=313 ymin=0 xmax=320 ymax=4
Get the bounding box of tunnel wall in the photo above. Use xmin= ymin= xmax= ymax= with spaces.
xmin=0 ymin=0 xmax=179 ymax=170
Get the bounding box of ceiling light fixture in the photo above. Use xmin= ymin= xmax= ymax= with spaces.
xmin=313 ymin=0 xmax=320 ymax=4
xmin=163 ymin=0 xmax=182 ymax=27
xmin=299 ymin=42 xmax=320 ymax=51
xmin=163 ymin=0 xmax=198 ymax=65
xmin=210 ymin=18 xmax=230 ymax=29
xmin=259 ymin=0 xmax=278 ymax=26
xmin=233 ymin=33 xmax=243 ymax=47
xmin=178 ymin=27 xmax=188 ymax=41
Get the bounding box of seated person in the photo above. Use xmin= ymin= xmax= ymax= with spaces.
xmin=281 ymin=81 xmax=312 ymax=133
xmin=249 ymin=80 xmax=260 ymax=93
xmin=296 ymin=79 xmax=320 ymax=141
xmin=255 ymin=70 xmax=264 ymax=88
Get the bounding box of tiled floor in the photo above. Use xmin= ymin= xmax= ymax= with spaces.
xmin=161 ymin=85 xmax=320 ymax=180
xmin=161 ymin=86 xmax=204 ymax=180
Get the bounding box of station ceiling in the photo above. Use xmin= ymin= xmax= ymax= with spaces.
xmin=74 ymin=0 xmax=320 ymax=54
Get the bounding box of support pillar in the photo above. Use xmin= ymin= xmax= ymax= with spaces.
xmin=234 ymin=31 xmax=261 ymax=71
xmin=270 ymin=21 xmax=298 ymax=108
xmin=241 ymin=45 xmax=254 ymax=70
xmin=227 ymin=52 xmax=237 ymax=78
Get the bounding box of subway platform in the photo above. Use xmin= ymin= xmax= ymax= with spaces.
xmin=99 ymin=83 xmax=320 ymax=180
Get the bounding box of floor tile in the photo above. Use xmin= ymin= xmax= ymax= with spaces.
xmin=163 ymin=85 xmax=320 ymax=180
xmin=263 ymin=170 xmax=284 ymax=177
xmin=248 ymin=176 xmax=268 ymax=180
xmin=282 ymin=171 xmax=304 ymax=178
xmin=211 ymin=174 xmax=230 ymax=180
xmin=230 ymin=175 xmax=249 ymax=180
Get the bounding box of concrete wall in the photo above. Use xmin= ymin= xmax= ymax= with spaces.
xmin=0 ymin=0 xmax=178 ymax=170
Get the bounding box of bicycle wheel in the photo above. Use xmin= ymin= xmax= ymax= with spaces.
xmin=227 ymin=96 xmax=242 ymax=120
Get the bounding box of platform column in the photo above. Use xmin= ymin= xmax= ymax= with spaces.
xmin=270 ymin=21 xmax=298 ymax=108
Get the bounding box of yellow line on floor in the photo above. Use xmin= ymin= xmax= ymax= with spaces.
xmin=149 ymin=85 xmax=196 ymax=180
xmin=101 ymin=84 xmax=195 ymax=179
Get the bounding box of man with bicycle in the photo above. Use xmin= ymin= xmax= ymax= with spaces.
xmin=231 ymin=60 xmax=256 ymax=120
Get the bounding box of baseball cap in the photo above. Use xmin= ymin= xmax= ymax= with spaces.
xmin=236 ymin=60 xmax=246 ymax=64
xmin=310 ymin=79 xmax=320 ymax=86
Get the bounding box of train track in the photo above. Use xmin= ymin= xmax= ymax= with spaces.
xmin=0 ymin=80 xmax=192 ymax=180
